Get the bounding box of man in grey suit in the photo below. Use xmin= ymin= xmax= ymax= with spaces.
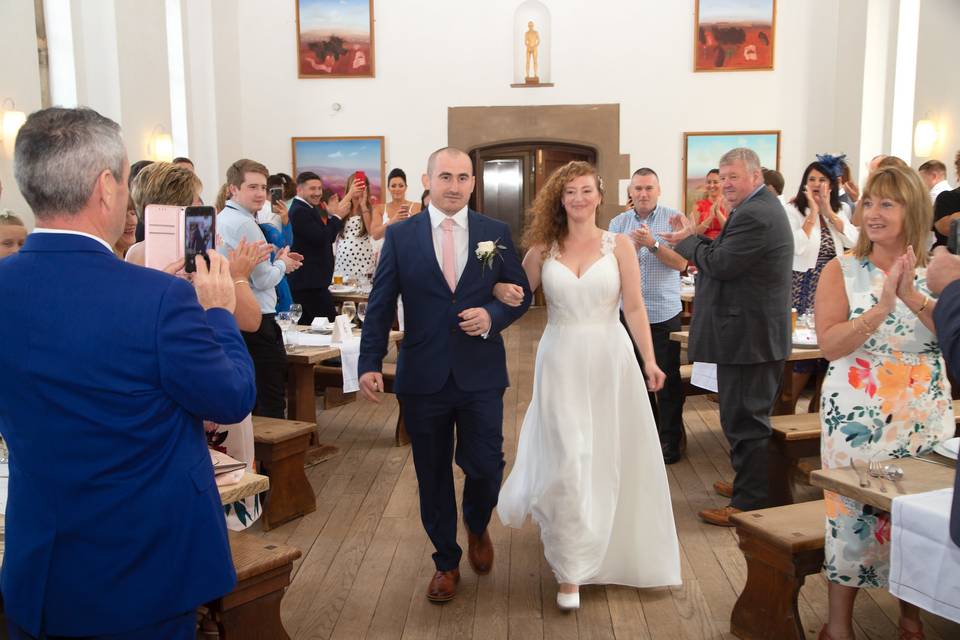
xmin=663 ymin=148 xmax=793 ymax=526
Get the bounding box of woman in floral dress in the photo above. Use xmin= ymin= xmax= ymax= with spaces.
xmin=815 ymin=165 xmax=952 ymax=640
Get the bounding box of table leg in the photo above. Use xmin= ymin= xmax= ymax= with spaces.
xmin=773 ymin=362 xmax=800 ymax=416
xmin=287 ymin=362 xmax=317 ymax=423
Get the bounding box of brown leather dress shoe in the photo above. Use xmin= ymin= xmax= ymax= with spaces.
xmin=698 ymin=505 xmax=742 ymax=527
xmin=467 ymin=528 xmax=494 ymax=575
xmin=713 ymin=479 xmax=733 ymax=498
xmin=426 ymin=568 xmax=460 ymax=602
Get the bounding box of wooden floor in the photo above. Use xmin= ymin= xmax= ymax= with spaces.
xmin=251 ymin=308 xmax=960 ymax=639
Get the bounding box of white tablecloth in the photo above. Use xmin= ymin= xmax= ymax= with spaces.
xmin=890 ymin=488 xmax=960 ymax=622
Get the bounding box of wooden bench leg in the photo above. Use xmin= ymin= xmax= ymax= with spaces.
xmin=768 ymin=438 xmax=821 ymax=507
xmin=255 ymin=434 xmax=316 ymax=531
xmin=209 ymin=564 xmax=295 ymax=639
xmin=730 ymin=530 xmax=824 ymax=640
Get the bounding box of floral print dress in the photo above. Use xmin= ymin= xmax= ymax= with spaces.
xmin=820 ymin=255 xmax=952 ymax=588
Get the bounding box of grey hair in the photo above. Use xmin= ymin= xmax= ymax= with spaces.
xmin=14 ymin=107 xmax=126 ymax=218
xmin=718 ymin=147 xmax=762 ymax=173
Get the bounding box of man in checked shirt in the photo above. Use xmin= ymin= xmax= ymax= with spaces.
xmin=609 ymin=168 xmax=688 ymax=464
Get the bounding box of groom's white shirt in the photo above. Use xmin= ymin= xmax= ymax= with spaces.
xmin=428 ymin=203 xmax=469 ymax=285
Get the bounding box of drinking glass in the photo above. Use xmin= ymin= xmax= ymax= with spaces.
xmin=333 ymin=273 xmax=344 ymax=286
xmin=276 ymin=311 xmax=293 ymax=351
xmin=341 ymin=301 xmax=357 ymax=324
xmin=357 ymin=302 xmax=367 ymax=324
xmin=289 ymin=304 xmax=303 ymax=325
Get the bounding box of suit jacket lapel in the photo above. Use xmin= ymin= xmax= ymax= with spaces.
xmin=456 ymin=211 xmax=483 ymax=293
xmin=416 ymin=211 xmax=451 ymax=292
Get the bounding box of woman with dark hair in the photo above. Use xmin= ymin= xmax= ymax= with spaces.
xmin=371 ymin=168 xmax=422 ymax=255
xmin=334 ymin=172 xmax=378 ymax=281
xmin=421 ymin=189 xmax=431 ymax=210
xmin=691 ymin=169 xmax=726 ymax=240
xmin=785 ymin=160 xmax=858 ymax=316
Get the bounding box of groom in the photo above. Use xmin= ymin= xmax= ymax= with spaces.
xmin=359 ymin=147 xmax=531 ymax=602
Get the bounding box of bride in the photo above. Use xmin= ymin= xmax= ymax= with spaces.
xmin=496 ymin=161 xmax=682 ymax=610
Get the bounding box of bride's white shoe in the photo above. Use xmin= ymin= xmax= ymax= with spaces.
xmin=556 ymin=590 xmax=580 ymax=610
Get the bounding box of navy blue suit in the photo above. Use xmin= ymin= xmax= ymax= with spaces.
xmin=933 ymin=279 xmax=960 ymax=547
xmin=0 ymin=233 xmax=256 ymax=637
xmin=359 ymin=210 xmax=531 ymax=569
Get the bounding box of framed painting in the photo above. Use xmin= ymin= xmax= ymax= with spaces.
xmin=295 ymin=0 xmax=375 ymax=78
xmin=292 ymin=136 xmax=385 ymax=204
xmin=682 ymin=130 xmax=780 ymax=213
xmin=694 ymin=0 xmax=776 ymax=72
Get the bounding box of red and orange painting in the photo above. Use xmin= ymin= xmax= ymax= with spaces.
xmin=694 ymin=0 xmax=775 ymax=72
xmin=296 ymin=0 xmax=375 ymax=78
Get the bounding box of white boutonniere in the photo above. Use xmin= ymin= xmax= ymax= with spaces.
xmin=475 ymin=238 xmax=507 ymax=273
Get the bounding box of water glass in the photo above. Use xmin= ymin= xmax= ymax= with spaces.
xmin=357 ymin=302 xmax=367 ymax=324
xmin=341 ymin=301 xmax=357 ymax=324
xmin=289 ymin=304 xmax=303 ymax=325
xmin=276 ymin=311 xmax=293 ymax=351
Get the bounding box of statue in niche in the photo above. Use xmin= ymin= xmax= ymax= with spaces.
xmin=524 ymin=21 xmax=540 ymax=82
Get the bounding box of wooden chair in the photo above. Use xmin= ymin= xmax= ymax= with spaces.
xmin=206 ymin=531 xmax=301 ymax=639
xmin=251 ymin=417 xmax=317 ymax=530
xmin=730 ymin=500 xmax=826 ymax=640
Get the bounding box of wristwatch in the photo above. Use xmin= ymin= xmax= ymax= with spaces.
xmin=650 ymin=240 xmax=660 ymax=254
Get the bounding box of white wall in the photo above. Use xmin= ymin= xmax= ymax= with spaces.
xmin=0 ymin=0 xmax=42 ymax=227
xmin=914 ymin=0 xmax=960 ymax=179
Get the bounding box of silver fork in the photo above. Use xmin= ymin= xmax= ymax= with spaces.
xmin=868 ymin=460 xmax=887 ymax=493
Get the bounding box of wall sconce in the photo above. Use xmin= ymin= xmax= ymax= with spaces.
xmin=914 ymin=119 xmax=938 ymax=158
xmin=1 ymin=99 xmax=27 ymax=156
xmin=148 ymin=125 xmax=173 ymax=162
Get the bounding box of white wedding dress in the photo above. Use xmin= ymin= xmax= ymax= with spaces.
xmin=498 ymin=231 xmax=681 ymax=587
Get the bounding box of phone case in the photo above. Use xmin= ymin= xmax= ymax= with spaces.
xmin=144 ymin=204 xmax=185 ymax=270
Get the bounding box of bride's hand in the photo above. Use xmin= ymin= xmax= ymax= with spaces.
xmin=493 ymin=282 xmax=524 ymax=307
xmin=644 ymin=363 xmax=666 ymax=393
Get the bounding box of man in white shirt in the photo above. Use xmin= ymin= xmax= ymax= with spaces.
xmin=919 ymin=160 xmax=953 ymax=203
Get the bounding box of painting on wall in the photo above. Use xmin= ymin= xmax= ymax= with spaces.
xmin=682 ymin=131 xmax=780 ymax=213
xmin=694 ymin=0 xmax=775 ymax=71
xmin=292 ymin=137 xmax=384 ymax=204
xmin=296 ymin=0 xmax=375 ymax=77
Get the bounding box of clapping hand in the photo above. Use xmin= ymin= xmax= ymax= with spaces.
xmin=843 ymin=180 xmax=860 ymax=202
xmin=493 ymin=282 xmax=525 ymax=307
xmin=630 ymin=224 xmax=655 ymax=249
xmin=276 ymin=246 xmax=304 ymax=272
xmin=926 ymin=246 xmax=960 ymax=295
xmin=228 ymin=237 xmax=271 ymax=280
xmin=660 ymin=213 xmax=696 ymax=245
xmin=894 ymin=246 xmax=919 ymax=302
xmin=644 ymin=362 xmax=666 ymax=392
xmin=878 ymin=253 xmax=904 ymax=314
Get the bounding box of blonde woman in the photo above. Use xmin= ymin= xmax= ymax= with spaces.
xmin=334 ymin=171 xmax=380 ymax=281
xmin=815 ymin=165 xmax=952 ymax=640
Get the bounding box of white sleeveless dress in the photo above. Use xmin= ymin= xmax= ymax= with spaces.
xmin=498 ymin=231 xmax=681 ymax=587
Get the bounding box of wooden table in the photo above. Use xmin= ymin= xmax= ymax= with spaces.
xmin=670 ymin=330 xmax=824 ymax=415
xmin=330 ymin=289 xmax=369 ymax=305
xmin=810 ymin=455 xmax=956 ymax=511
xmin=284 ymin=329 xmax=403 ymax=423
xmin=219 ymin=471 xmax=269 ymax=506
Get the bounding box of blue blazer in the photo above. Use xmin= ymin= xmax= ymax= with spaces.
xmin=933 ymin=279 xmax=960 ymax=547
xmin=359 ymin=210 xmax=531 ymax=395
xmin=0 ymin=233 xmax=257 ymax=636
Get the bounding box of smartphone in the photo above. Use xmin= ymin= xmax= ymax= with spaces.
xmin=184 ymin=206 xmax=216 ymax=273
xmin=144 ymin=204 xmax=184 ymax=270
xmin=355 ymin=171 xmax=367 ymax=188
xmin=269 ymin=186 xmax=283 ymax=204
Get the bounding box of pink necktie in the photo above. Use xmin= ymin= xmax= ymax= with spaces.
xmin=441 ymin=217 xmax=457 ymax=291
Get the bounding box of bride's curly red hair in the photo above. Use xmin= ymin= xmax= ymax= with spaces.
xmin=522 ymin=161 xmax=604 ymax=253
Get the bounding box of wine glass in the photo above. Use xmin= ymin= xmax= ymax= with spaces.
xmin=276 ymin=311 xmax=292 ymax=351
xmin=357 ymin=302 xmax=367 ymax=324
xmin=289 ymin=304 xmax=303 ymax=325
xmin=341 ymin=301 xmax=357 ymax=325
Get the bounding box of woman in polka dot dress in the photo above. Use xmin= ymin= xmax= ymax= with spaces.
xmin=334 ymin=171 xmax=380 ymax=281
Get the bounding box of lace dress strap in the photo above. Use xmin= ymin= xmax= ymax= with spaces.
xmin=600 ymin=230 xmax=617 ymax=255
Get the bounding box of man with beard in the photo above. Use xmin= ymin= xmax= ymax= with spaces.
xmin=288 ymin=171 xmax=343 ymax=324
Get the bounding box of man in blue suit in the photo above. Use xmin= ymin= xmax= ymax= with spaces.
xmin=359 ymin=147 xmax=531 ymax=602
xmin=0 ymin=107 xmax=257 ymax=638
xmin=927 ymin=245 xmax=960 ymax=548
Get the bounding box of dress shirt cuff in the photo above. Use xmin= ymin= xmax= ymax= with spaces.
xmin=276 ymin=259 xmax=287 ymax=275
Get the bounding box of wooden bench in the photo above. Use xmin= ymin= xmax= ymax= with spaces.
xmin=314 ymin=362 xmax=409 ymax=446
xmin=679 ymin=364 xmax=710 ymax=397
xmin=730 ymin=500 xmax=826 ymax=640
xmin=206 ymin=530 xmax=302 ymax=639
xmin=251 ymin=416 xmax=317 ymax=530
xmin=768 ymin=399 xmax=960 ymax=506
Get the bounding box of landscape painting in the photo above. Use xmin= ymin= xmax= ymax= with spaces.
xmin=682 ymin=131 xmax=780 ymax=213
xmin=694 ymin=0 xmax=775 ymax=71
xmin=292 ymin=137 xmax=384 ymax=204
xmin=296 ymin=0 xmax=375 ymax=78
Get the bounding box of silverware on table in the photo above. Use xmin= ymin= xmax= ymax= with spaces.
xmin=868 ymin=460 xmax=887 ymax=493
xmin=850 ymin=460 xmax=870 ymax=488
xmin=911 ymin=455 xmax=954 ymax=469
xmin=884 ymin=464 xmax=905 ymax=494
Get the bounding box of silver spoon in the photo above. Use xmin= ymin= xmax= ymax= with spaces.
xmin=884 ymin=464 xmax=905 ymax=493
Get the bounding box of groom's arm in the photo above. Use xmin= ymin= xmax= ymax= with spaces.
xmin=359 ymin=227 xmax=400 ymax=376
xmin=483 ymin=227 xmax=532 ymax=336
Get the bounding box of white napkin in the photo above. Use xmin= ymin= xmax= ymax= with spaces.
xmin=297 ymin=332 xmax=333 ymax=347
xmin=337 ymin=336 xmax=361 ymax=393
xmin=889 ymin=488 xmax=960 ymax=622
xmin=311 ymin=316 xmax=330 ymax=330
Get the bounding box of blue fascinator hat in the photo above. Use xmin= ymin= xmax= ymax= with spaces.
xmin=815 ymin=153 xmax=847 ymax=180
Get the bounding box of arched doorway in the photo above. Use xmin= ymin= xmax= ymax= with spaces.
xmin=470 ymin=142 xmax=596 ymax=254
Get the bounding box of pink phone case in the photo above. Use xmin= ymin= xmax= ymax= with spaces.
xmin=144 ymin=204 xmax=185 ymax=270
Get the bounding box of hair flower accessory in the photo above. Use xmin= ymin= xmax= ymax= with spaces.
xmin=475 ymin=239 xmax=507 ymax=273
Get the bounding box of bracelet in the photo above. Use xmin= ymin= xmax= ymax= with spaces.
xmin=917 ymin=296 xmax=930 ymax=313
xmin=234 ymin=279 xmax=248 ymax=286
